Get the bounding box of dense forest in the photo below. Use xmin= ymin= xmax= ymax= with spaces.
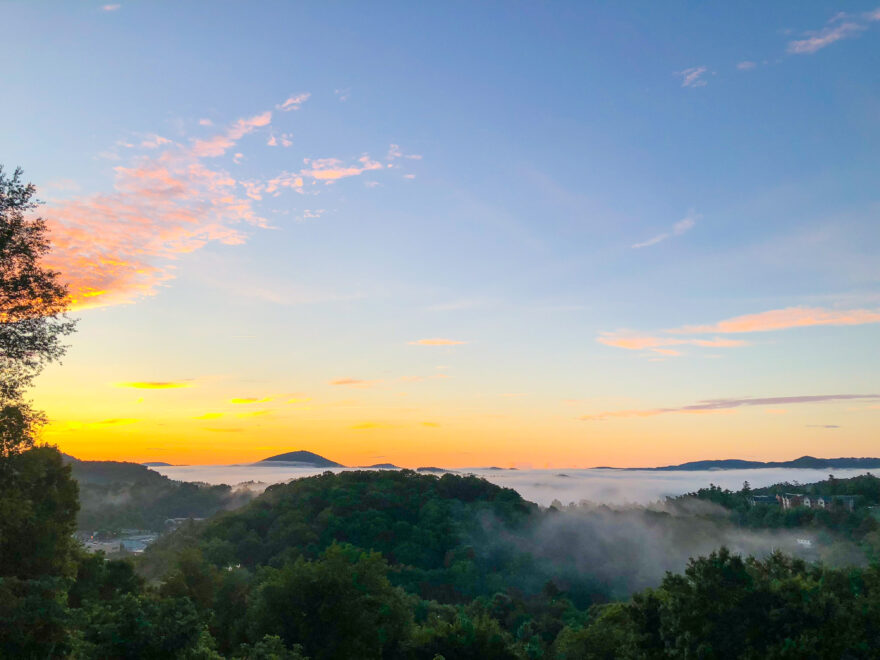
xmin=679 ymin=474 xmax=880 ymax=563
xmin=67 ymin=455 xmax=255 ymax=533
xmin=5 ymin=455 xmax=880 ymax=658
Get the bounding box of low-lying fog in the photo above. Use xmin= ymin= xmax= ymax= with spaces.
xmin=150 ymin=464 xmax=876 ymax=595
xmin=153 ymin=465 xmax=879 ymax=506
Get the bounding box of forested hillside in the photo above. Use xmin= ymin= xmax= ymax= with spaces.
xmin=679 ymin=473 xmax=880 ymax=562
xmin=67 ymin=456 xmax=255 ymax=532
xmin=7 ymin=450 xmax=880 ymax=658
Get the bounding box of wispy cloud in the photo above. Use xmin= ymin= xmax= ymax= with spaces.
xmin=409 ymin=338 xmax=467 ymax=346
xmin=267 ymin=132 xmax=293 ymax=148
xmin=44 ymin=112 xmax=273 ymax=309
xmin=671 ymin=306 xmax=880 ymax=334
xmin=599 ymin=305 xmax=880 ymax=356
xmin=229 ymin=397 xmax=273 ymax=404
xmin=277 ymin=93 xmax=311 ymax=112
xmin=387 ymin=144 xmax=422 ymax=161
xmin=43 ymin=102 xmax=410 ymax=310
xmin=787 ymin=8 xmax=880 ymax=54
xmin=91 ymin=418 xmax=140 ymax=426
xmin=101 ymin=4 xmax=121 ymax=11
xmin=736 ymin=61 xmax=757 ymax=70
xmin=677 ymin=66 xmax=709 ymax=88
xmin=191 ymin=111 xmax=272 ymax=158
xmin=116 ymin=381 xmax=192 ymax=389
xmin=597 ymin=332 xmax=747 ymax=354
xmin=788 ymin=20 xmax=866 ymax=54
xmin=351 ymin=422 xmax=397 ymax=430
xmin=632 ymin=212 xmax=699 ymax=249
xmin=807 ymin=424 xmax=840 ymax=429
xmin=580 ymin=394 xmax=880 ymax=421
xmin=302 ymin=156 xmax=383 ymax=182
xmin=330 ymin=378 xmax=380 ymax=388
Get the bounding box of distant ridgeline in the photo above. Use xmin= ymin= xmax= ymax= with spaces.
xmin=626 ymin=455 xmax=880 ymax=471
xmin=64 ymin=455 xmax=255 ymax=533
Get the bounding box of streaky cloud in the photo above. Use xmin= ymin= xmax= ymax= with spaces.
xmin=580 ymin=394 xmax=880 ymax=421
xmin=788 ymin=20 xmax=866 ymax=54
xmin=116 ymin=381 xmax=192 ymax=389
xmin=632 ymin=212 xmax=698 ymax=249
xmin=671 ymin=306 xmax=880 ymax=334
xmin=409 ymin=338 xmax=467 ymax=346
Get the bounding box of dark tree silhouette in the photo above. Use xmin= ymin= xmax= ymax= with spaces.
xmin=0 ymin=166 xmax=76 ymax=455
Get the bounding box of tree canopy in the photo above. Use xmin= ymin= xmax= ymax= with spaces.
xmin=0 ymin=165 xmax=76 ymax=455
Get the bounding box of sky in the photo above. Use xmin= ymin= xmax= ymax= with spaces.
xmin=3 ymin=1 xmax=878 ymax=467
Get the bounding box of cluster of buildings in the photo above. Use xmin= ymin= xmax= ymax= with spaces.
xmin=749 ymin=493 xmax=857 ymax=511
xmin=76 ymin=530 xmax=159 ymax=554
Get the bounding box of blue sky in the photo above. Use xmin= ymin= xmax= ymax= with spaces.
xmin=3 ymin=1 xmax=878 ymax=466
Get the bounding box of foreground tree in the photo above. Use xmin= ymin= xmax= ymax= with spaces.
xmin=0 ymin=167 xmax=80 ymax=657
xmin=0 ymin=165 xmax=76 ymax=455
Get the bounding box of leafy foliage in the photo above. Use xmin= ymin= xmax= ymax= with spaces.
xmin=0 ymin=166 xmax=76 ymax=455
xmin=68 ymin=456 xmax=255 ymax=533
xmin=145 ymin=469 xmax=541 ymax=603
xmin=0 ymin=446 xmax=79 ymax=579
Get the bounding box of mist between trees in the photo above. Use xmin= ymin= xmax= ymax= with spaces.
xmin=473 ymin=497 xmax=862 ymax=599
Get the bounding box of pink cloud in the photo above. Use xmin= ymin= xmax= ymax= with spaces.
xmin=42 ymin=110 xmax=282 ymax=309
xmin=140 ymin=135 xmax=172 ymax=149
xmin=596 ymin=332 xmax=747 ymax=353
xmin=44 ymin=150 xmax=265 ymax=309
xmin=41 ymin=99 xmax=411 ymax=310
xmin=302 ymin=156 xmax=383 ymax=182
xmin=277 ymin=93 xmax=311 ymax=112
xmin=672 ymin=307 xmax=880 ymax=334
xmin=598 ymin=306 xmax=880 ymax=356
xmin=330 ymin=378 xmax=380 ymax=388
xmin=191 ymin=111 xmax=272 ymax=158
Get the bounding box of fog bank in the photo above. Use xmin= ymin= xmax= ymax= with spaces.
xmin=153 ymin=465 xmax=879 ymax=506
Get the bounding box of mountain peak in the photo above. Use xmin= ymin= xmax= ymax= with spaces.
xmin=257 ymin=450 xmax=343 ymax=467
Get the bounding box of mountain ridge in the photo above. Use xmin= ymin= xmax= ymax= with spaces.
xmin=598 ymin=455 xmax=880 ymax=471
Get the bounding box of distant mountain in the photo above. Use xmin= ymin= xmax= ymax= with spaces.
xmin=360 ymin=463 xmax=400 ymax=469
xmin=142 ymin=461 xmax=173 ymax=467
xmin=617 ymin=456 xmax=880 ymax=471
xmin=416 ymin=466 xmax=454 ymax=473
xmin=257 ymin=450 xmax=343 ymax=468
